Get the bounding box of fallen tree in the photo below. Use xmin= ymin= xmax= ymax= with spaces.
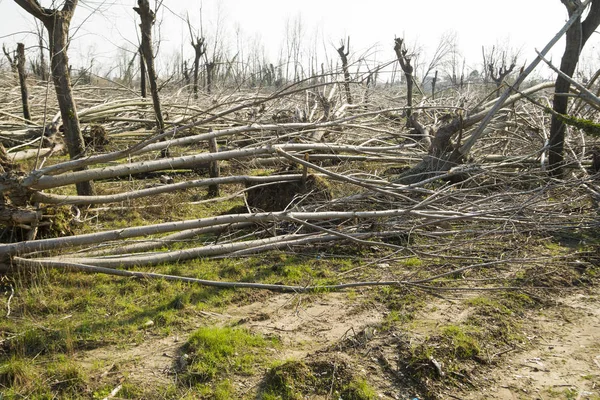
xmin=396 ymin=1 xmax=591 ymax=184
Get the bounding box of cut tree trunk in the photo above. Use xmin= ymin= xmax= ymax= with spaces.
xmin=394 ymin=83 xmax=554 ymax=184
xmin=207 ymin=136 xmax=220 ymax=197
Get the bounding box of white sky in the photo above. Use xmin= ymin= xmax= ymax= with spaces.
xmin=1 ymin=0 xmax=599 ymax=80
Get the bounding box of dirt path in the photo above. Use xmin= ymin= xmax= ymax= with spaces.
xmin=77 ymin=292 xmax=387 ymax=392
xmin=229 ymin=292 xmax=386 ymax=360
xmin=460 ymin=292 xmax=600 ymax=400
xmin=76 ymin=290 xmax=599 ymax=399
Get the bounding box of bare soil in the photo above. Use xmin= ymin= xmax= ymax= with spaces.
xmin=76 ymin=287 xmax=600 ymax=399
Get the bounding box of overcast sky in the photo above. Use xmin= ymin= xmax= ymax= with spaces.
xmin=1 ymin=0 xmax=598 ymax=80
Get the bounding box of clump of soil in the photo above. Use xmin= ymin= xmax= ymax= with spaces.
xmin=246 ymin=174 xmax=331 ymax=211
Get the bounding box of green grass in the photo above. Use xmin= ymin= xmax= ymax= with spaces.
xmin=179 ymin=325 xmax=278 ymax=397
xmin=182 ymin=325 xmax=277 ymax=383
xmin=0 ymin=356 xmax=38 ymax=390
xmin=440 ymin=324 xmax=481 ymax=359
xmin=465 ymin=296 xmax=512 ymax=315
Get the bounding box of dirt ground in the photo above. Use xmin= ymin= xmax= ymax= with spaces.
xmin=77 ymin=287 xmax=600 ymax=399
xmin=458 ymin=291 xmax=600 ymax=400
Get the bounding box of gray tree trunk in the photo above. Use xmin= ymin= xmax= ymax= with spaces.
xmin=14 ymin=0 xmax=95 ymax=196
xmin=548 ymin=0 xmax=600 ymax=177
xmin=134 ymin=0 xmax=168 ymax=157
xmin=16 ymin=43 xmax=31 ymax=121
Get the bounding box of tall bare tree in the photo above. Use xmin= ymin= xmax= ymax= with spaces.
xmin=2 ymin=43 xmax=17 ymax=73
xmin=549 ymin=0 xmax=600 ymax=176
xmin=420 ymin=31 xmax=456 ymax=88
xmin=14 ymin=0 xmax=94 ymax=196
xmin=134 ymin=0 xmax=167 ymax=156
xmin=186 ymin=15 xmax=206 ymax=99
xmin=482 ymin=44 xmax=518 ymax=90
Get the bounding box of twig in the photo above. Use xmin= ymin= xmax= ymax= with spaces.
xmin=6 ymin=285 xmax=14 ymax=317
xmin=102 ymin=384 xmax=122 ymax=400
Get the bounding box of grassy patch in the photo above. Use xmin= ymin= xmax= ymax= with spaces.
xmin=0 ymin=356 xmax=39 ymax=390
xmin=440 ymin=324 xmax=481 ymax=359
xmin=375 ymin=288 xmax=424 ymax=323
xmin=181 ymin=325 xmax=277 ymax=384
xmin=46 ymin=356 xmax=89 ymax=396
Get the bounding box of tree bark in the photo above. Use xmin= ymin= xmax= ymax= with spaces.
xmin=187 ymin=17 xmax=206 ymax=100
xmin=16 ymin=43 xmax=31 ymax=121
xmin=206 ymin=61 xmax=215 ymax=94
xmin=191 ymin=37 xmax=205 ymax=99
xmin=207 ymin=136 xmax=220 ymax=197
xmin=139 ymin=45 xmax=147 ymax=98
xmin=549 ymin=0 xmax=600 ymax=176
xmin=394 ymin=38 xmax=414 ymax=126
xmin=134 ymin=0 xmax=167 ymax=156
xmin=14 ymin=0 xmax=95 ymax=196
xmin=336 ymin=37 xmax=352 ymax=104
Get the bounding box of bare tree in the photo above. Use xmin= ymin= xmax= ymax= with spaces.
xmin=394 ymin=38 xmax=414 ymax=126
xmin=548 ymin=0 xmax=600 ymax=176
xmin=134 ymin=0 xmax=167 ymax=156
xmin=420 ymin=31 xmax=456 ymax=88
xmin=443 ymin=35 xmax=464 ymax=88
xmin=34 ymin=19 xmax=48 ymax=81
xmin=282 ymin=15 xmax=304 ymax=82
xmin=196 ymin=6 xmax=222 ymax=94
xmin=2 ymin=44 xmax=17 ymax=73
xmin=336 ymin=37 xmax=352 ymax=104
xmin=187 ymin=14 xmax=206 ymax=99
xmin=16 ymin=43 xmax=31 ymax=121
xmin=14 ymin=0 xmax=94 ymax=196
xmin=483 ymin=45 xmax=517 ymax=89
